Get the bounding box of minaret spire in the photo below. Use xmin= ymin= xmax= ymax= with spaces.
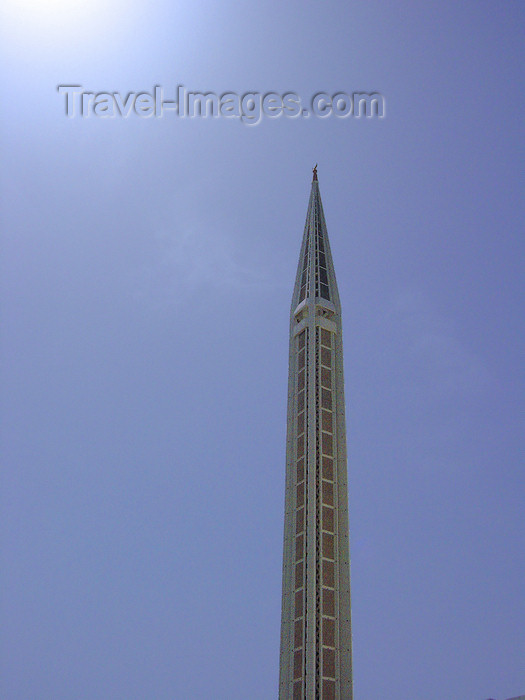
xmin=292 ymin=169 xmax=340 ymax=311
xmin=279 ymin=173 xmax=353 ymax=699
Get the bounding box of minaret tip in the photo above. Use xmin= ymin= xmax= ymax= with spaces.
xmin=312 ymin=164 xmax=318 ymax=181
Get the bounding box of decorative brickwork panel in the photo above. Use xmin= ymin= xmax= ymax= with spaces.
xmin=321 ymin=366 xmax=331 ymax=388
xmin=295 ymin=562 xmax=303 ymax=589
xmin=323 ymin=587 xmax=335 ymax=616
xmin=297 ymin=435 xmax=305 ymax=458
xmin=323 ymin=506 xmax=334 ymax=532
xmin=293 ymin=650 xmax=303 ymax=679
xmin=323 ymin=433 xmax=333 ymax=456
xmin=322 ymin=480 xmax=334 ymax=506
xmin=323 ymin=679 xmax=336 ymax=700
xmin=321 ymin=346 xmax=331 ymax=367
xmin=294 ymin=619 xmax=303 ymax=648
xmin=321 ymin=409 xmax=333 ymax=433
xmin=323 ymin=647 xmax=336 ymax=678
xmin=296 ymin=458 xmax=305 ymax=483
xmin=295 ymin=534 xmax=304 ymax=560
xmin=294 ymin=589 xmax=303 ymax=617
xmin=323 ymin=532 xmax=334 ymax=560
xmin=320 ymin=328 xmax=331 ymax=347
xmin=296 ymin=508 xmax=304 ymax=534
xmin=323 ymin=617 xmax=335 ymax=647
xmin=321 ymin=388 xmax=332 ymax=409
xmin=322 ymin=456 xmax=334 ymax=481
xmin=323 ymin=560 xmax=334 ymax=588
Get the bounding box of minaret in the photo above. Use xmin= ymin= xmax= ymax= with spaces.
xmin=279 ymin=167 xmax=353 ymax=700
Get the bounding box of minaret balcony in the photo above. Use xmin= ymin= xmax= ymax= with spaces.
xmin=293 ymin=296 xmax=336 ymax=321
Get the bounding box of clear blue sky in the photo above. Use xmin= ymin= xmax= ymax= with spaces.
xmin=1 ymin=2 xmax=523 ymax=699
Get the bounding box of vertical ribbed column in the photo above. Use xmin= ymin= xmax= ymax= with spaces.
xmin=293 ymin=327 xmax=308 ymax=699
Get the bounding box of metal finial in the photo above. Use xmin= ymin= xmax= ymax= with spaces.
xmin=312 ymin=164 xmax=318 ymax=181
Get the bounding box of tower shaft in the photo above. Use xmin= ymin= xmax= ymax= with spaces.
xmin=279 ymin=172 xmax=352 ymax=700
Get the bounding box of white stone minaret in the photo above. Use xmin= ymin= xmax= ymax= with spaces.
xmin=279 ymin=168 xmax=353 ymax=700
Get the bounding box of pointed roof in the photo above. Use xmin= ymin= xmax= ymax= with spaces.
xmin=292 ymin=167 xmax=340 ymax=312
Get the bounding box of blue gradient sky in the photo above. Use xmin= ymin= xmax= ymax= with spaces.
xmin=1 ymin=2 xmax=524 ymax=699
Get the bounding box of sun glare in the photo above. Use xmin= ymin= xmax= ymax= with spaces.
xmin=1 ymin=0 xmax=113 ymax=45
